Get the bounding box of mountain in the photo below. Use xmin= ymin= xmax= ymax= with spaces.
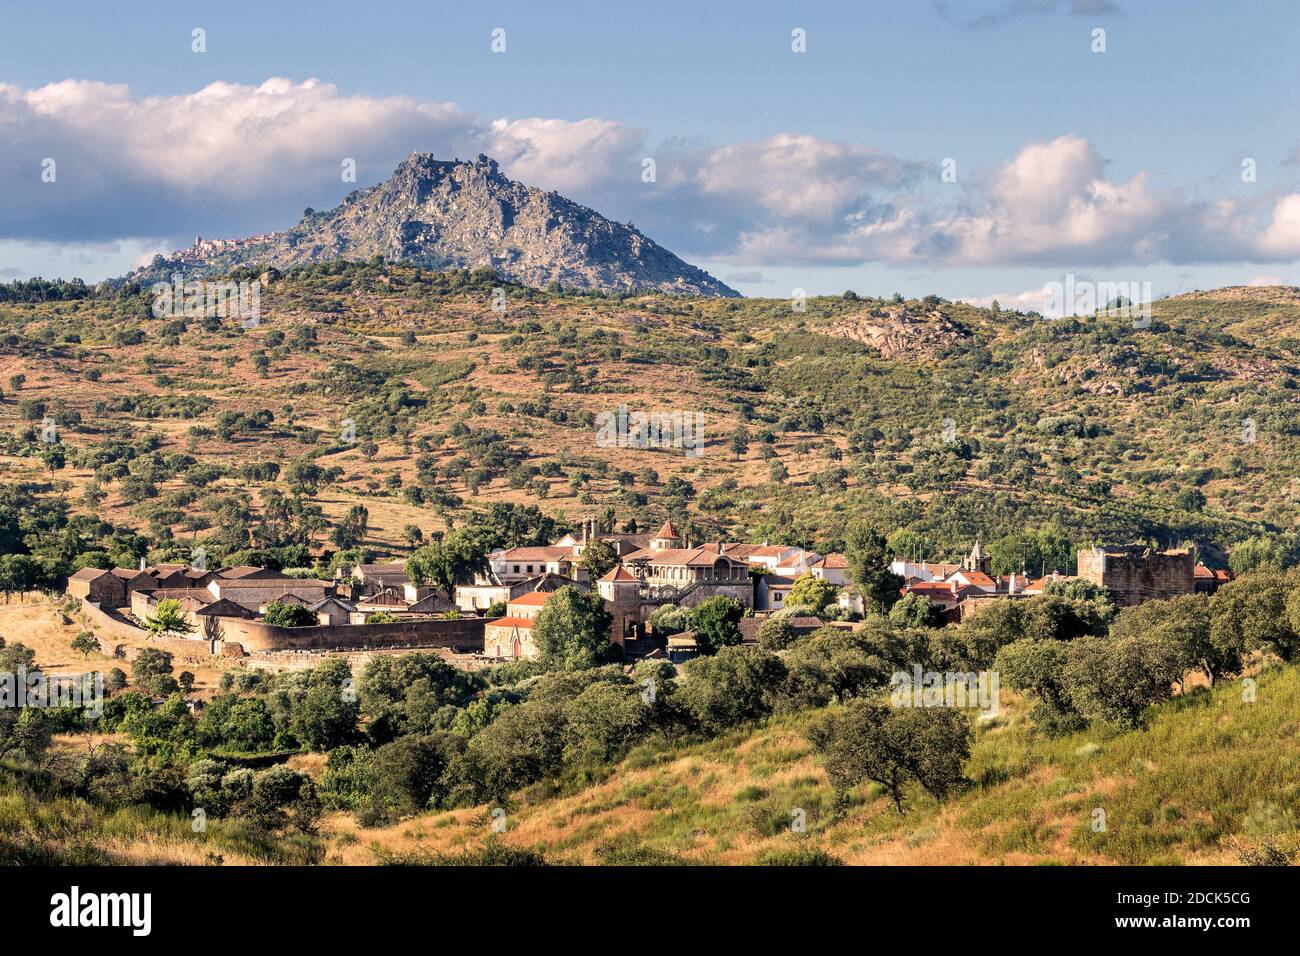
xmin=134 ymin=153 xmax=739 ymax=297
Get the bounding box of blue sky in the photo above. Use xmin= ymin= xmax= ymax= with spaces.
xmin=2 ymin=0 xmax=1299 ymax=303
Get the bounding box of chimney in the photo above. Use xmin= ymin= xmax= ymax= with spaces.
xmin=139 ymin=556 xmax=146 ymax=572
xmin=1008 ymin=573 xmax=1017 ymax=595
xmin=719 ymin=542 xmax=727 ymax=555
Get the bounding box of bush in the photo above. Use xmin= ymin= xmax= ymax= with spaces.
xmin=756 ymin=618 xmax=795 ymax=651
xmin=689 ymin=596 xmax=745 ymax=654
xmin=263 ymin=601 xmax=317 ymax=628
xmin=807 ymin=698 xmax=971 ymax=812
xmin=678 ymin=646 xmax=786 ymax=733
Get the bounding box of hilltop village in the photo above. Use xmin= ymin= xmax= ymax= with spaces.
xmin=64 ymin=514 xmax=1232 ymax=670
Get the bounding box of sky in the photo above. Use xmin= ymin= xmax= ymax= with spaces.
xmin=2 ymin=0 xmax=1299 ymax=306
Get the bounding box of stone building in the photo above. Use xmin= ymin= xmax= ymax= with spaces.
xmin=67 ymin=568 xmax=128 ymax=608
xmin=483 ymin=591 xmax=555 ymax=660
xmin=597 ymin=565 xmax=641 ymax=647
xmin=1076 ymin=545 xmax=1196 ymax=607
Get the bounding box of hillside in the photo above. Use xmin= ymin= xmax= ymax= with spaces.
xmin=341 ymin=665 xmax=1300 ymax=866
xmin=128 ymin=153 xmax=737 ymax=298
xmin=12 ymin=659 xmax=1291 ymax=866
xmin=1 ymin=268 xmax=1297 ymax=578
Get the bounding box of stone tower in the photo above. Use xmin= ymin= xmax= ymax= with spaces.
xmin=598 ymin=566 xmax=641 ymax=647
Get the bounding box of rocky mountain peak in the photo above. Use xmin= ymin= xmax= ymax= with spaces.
xmin=138 ymin=153 xmax=737 ymax=297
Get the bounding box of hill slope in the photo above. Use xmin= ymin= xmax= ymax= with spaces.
xmin=344 ymin=665 xmax=1300 ymax=866
xmin=0 ymin=270 xmax=1298 ymax=576
xmin=132 ymin=153 xmax=737 ymax=297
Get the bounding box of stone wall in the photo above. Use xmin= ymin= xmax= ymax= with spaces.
xmin=1077 ymin=546 xmax=1195 ymax=607
xmin=209 ymin=615 xmax=484 ymax=652
xmin=241 ymin=646 xmax=493 ymax=674
xmin=74 ymin=595 xmax=482 ymax=658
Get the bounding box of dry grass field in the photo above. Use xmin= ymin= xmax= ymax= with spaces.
xmin=320 ymin=663 xmax=1300 ymax=866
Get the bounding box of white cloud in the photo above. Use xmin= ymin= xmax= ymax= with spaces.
xmin=487 ymin=116 xmax=644 ymax=195
xmin=693 ymin=134 xmax=922 ymax=222
xmin=1254 ymin=194 xmax=1300 ymax=259
xmin=3 ymin=78 xmax=1300 ymax=280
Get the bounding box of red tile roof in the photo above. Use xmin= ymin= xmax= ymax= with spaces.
xmin=497 ymin=547 xmax=577 ymax=561
xmin=654 ymin=520 xmax=681 ymax=540
xmin=599 ymin=566 xmax=638 ymax=582
xmin=485 ymin=617 xmax=534 ymax=630
xmin=1194 ymin=564 xmax=1231 ymax=581
xmin=510 ymin=592 xmax=552 ymax=606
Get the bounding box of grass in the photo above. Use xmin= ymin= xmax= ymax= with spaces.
xmin=342 ymin=664 xmax=1300 ymax=865
xmin=0 ymin=765 xmax=323 ymax=865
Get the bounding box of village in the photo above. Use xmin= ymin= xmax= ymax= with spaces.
xmin=63 ymin=513 xmax=1234 ymax=672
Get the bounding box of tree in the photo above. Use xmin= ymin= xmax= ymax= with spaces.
xmin=1111 ymin=593 xmax=1234 ymax=687
xmin=647 ymin=603 xmax=690 ymax=636
xmin=132 ymin=648 xmax=173 ymax=682
xmin=1061 ymin=634 xmax=1184 ymax=729
xmin=130 ymin=647 xmax=179 ymax=696
xmin=689 ymin=596 xmax=745 ymax=654
xmin=0 ymin=639 xmax=36 ymax=672
xmin=242 ymin=765 xmax=322 ymax=834
xmin=178 ymin=670 xmax=195 ymax=695
xmin=781 ymin=627 xmax=891 ymax=707
xmin=886 ymin=528 xmax=927 ymax=562
xmin=729 ymin=427 xmax=750 ymax=460
xmin=262 ymin=601 xmax=317 ymax=627
xmin=844 ymin=521 xmax=904 ymax=612
xmin=0 ymin=554 xmax=41 ymax=600
xmin=104 ymin=667 xmax=128 ymax=694
xmin=787 ymin=573 xmax=838 ymax=613
xmin=142 ymin=599 xmax=194 ymax=639
xmin=463 ymin=699 xmax=569 ymax=801
xmin=994 ymin=639 xmax=1081 ymax=732
xmin=408 ymin=528 xmax=492 ymax=600
xmin=365 ymin=733 xmax=466 ymax=820
xmin=532 ymin=586 xmax=617 ymax=670
xmin=285 ymin=460 xmax=326 ymax=496
xmin=1210 ymin=570 xmax=1298 ymax=662
xmin=198 ymin=695 xmax=276 ymax=751
xmin=563 ymin=682 xmax=652 ymax=762
xmin=332 ymin=505 xmax=369 ymax=550
xmin=71 ymin=630 xmax=98 ymax=660
xmin=291 ymin=683 xmax=360 ymax=751
xmin=756 ymin=617 xmax=796 ymax=651
xmin=1229 ymin=536 xmax=1285 ymax=575
xmin=888 ymin=592 xmax=943 ymax=629
xmin=678 ymin=645 xmax=787 ymax=732
xmin=579 ymin=537 xmax=618 ymax=580
xmin=807 ymin=699 xmax=971 ymax=812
